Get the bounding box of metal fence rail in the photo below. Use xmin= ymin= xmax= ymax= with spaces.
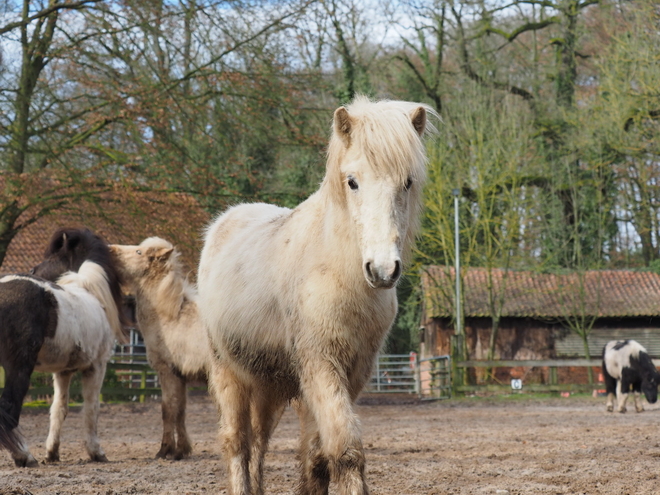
xmin=2 ymin=354 xmax=630 ymax=400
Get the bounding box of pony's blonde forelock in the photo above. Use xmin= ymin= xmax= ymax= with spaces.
xmin=325 ymin=96 xmax=434 ymax=195
xmin=325 ymin=96 xmax=435 ymax=261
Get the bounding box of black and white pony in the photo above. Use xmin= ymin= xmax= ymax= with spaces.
xmin=0 ymin=228 xmax=127 ymax=467
xmin=602 ymin=339 xmax=660 ymax=413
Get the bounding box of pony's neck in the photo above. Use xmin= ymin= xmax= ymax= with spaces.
xmin=136 ymin=272 xmax=188 ymax=322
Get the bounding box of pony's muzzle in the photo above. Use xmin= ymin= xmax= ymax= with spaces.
xmin=364 ymin=259 xmax=401 ymax=289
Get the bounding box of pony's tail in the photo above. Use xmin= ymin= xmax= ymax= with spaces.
xmin=58 ymin=261 xmax=129 ymax=344
xmin=0 ymin=399 xmax=22 ymax=454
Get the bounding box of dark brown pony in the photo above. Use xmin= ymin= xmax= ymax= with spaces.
xmin=32 ymin=227 xmax=125 ymax=314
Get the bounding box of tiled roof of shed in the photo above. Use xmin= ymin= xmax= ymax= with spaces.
xmin=422 ymin=265 xmax=660 ymax=319
xmin=0 ymin=188 xmax=210 ymax=277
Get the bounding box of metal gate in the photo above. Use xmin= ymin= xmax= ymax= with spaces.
xmin=365 ymin=353 xmax=451 ymax=399
xmin=366 ymin=354 xmax=418 ymax=393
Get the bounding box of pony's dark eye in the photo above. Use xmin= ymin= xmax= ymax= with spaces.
xmin=136 ymin=250 xmax=142 ymax=255
xmin=347 ymin=177 xmax=359 ymax=191
xmin=404 ymin=177 xmax=413 ymax=191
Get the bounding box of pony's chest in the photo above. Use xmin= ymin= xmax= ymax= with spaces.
xmin=297 ymin=270 xmax=398 ymax=330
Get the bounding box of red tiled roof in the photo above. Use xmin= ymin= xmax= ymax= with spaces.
xmin=422 ymin=265 xmax=660 ymax=319
xmin=0 ymin=189 xmax=210 ymax=277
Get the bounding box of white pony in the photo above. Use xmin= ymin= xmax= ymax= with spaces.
xmin=198 ymin=96 xmax=434 ymax=495
xmin=0 ymin=261 xmax=124 ymax=467
xmin=110 ymin=237 xmax=209 ymax=459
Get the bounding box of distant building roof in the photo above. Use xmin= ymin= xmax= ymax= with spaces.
xmin=0 ymin=188 xmax=210 ymax=277
xmin=422 ymin=265 xmax=660 ymax=319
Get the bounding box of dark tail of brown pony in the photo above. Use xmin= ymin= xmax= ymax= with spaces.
xmin=0 ymin=277 xmax=53 ymax=461
xmin=0 ymin=368 xmax=32 ymax=456
xmin=0 ymin=398 xmax=24 ymax=456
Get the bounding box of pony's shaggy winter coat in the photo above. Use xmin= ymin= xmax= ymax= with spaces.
xmin=110 ymin=237 xmax=209 ymax=459
xmin=198 ymin=96 xmax=435 ymax=495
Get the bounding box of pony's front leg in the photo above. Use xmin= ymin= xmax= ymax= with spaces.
xmin=616 ymin=380 xmax=628 ymax=413
xmin=80 ymin=364 xmax=108 ymax=462
xmin=295 ymin=400 xmax=330 ymax=495
xmin=46 ymin=371 xmax=74 ymax=462
xmin=209 ymin=360 xmax=252 ymax=495
xmin=633 ymin=392 xmax=645 ymax=412
xmin=301 ymin=362 xmax=369 ymax=495
xmin=156 ymin=369 xmax=192 ymax=460
xmin=605 ymin=392 xmax=615 ymax=412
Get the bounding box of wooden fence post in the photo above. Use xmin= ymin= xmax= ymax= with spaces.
xmin=140 ymin=369 xmax=147 ymax=403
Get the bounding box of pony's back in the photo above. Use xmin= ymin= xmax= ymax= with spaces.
xmin=58 ymin=261 xmax=125 ymax=344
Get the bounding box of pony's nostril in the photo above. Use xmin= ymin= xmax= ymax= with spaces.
xmin=365 ymin=261 xmax=374 ymax=281
xmin=391 ymin=260 xmax=401 ymax=281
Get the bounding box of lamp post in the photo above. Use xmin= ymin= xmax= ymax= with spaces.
xmin=452 ymin=188 xmax=462 ymax=340
xmin=451 ymin=188 xmax=465 ymax=389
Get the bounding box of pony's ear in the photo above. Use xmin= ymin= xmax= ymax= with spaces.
xmin=410 ymin=106 xmax=427 ymax=137
xmin=150 ymin=247 xmax=173 ymax=262
xmin=66 ymin=234 xmax=80 ymax=251
xmin=334 ymin=107 xmax=352 ymax=146
xmin=51 ymin=232 xmax=67 ymax=252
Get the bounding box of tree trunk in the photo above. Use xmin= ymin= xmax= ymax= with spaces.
xmin=0 ymin=199 xmax=22 ymax=269
xmin=556 ymin=1 xmax=578 ymax=108
xmin=10 ymin=0 xmax=59 ymax=174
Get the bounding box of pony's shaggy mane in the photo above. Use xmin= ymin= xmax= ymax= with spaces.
xmin=57 ymin=261 xmax=126 ymax=344
xmin=324 ymin=96 xmax=437 ymax=263
xmin=139 ymin=237 xmax=196 ymax=322
xmin=40 ymin=227 xmax=129 ymax=335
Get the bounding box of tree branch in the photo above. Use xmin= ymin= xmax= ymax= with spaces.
xmin=484 ymin=17 xmax=560 ymax=43
xmin=0 ymin=0 xmax=102 ymax=36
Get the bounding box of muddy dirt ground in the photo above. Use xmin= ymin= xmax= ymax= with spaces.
xmin=1 ymin=393 xmax=659 ymax=494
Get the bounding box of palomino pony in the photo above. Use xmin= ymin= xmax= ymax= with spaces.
xmin=198 ymin=96 xmax=434 ymax=495
xmin=0 ymin=228 xmax=127 ymax=467
xmin=110 ymin=237 xmax=210 ymax=460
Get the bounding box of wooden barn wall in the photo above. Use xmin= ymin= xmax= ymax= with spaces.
xmin=554 ymin=317 xmax=660 ymax=358
xmin=421 ymin=317 xmax=557 ymax=360
xmin=421 ymin=317 xmax=660 ymax=359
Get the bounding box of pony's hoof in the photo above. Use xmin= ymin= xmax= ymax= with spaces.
xmin=179 ymin=442 xmax=193 ymax=457
xmin=155 ymin=447 xmax=172 ymax=459
xmin=618 ymin=408 xmax=627 ymax=413
xmin=14 ymin=456 xmax=38 ymax=468
xmin=606 ymin=405 xmax=613 ymax=412
xmin=46 ymin=452 xmax=60 ymax=463
xmin=636 ymin=407 xmax=645 ymax=413
xmin=90 ymin=453 xmax=109 ymax=463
